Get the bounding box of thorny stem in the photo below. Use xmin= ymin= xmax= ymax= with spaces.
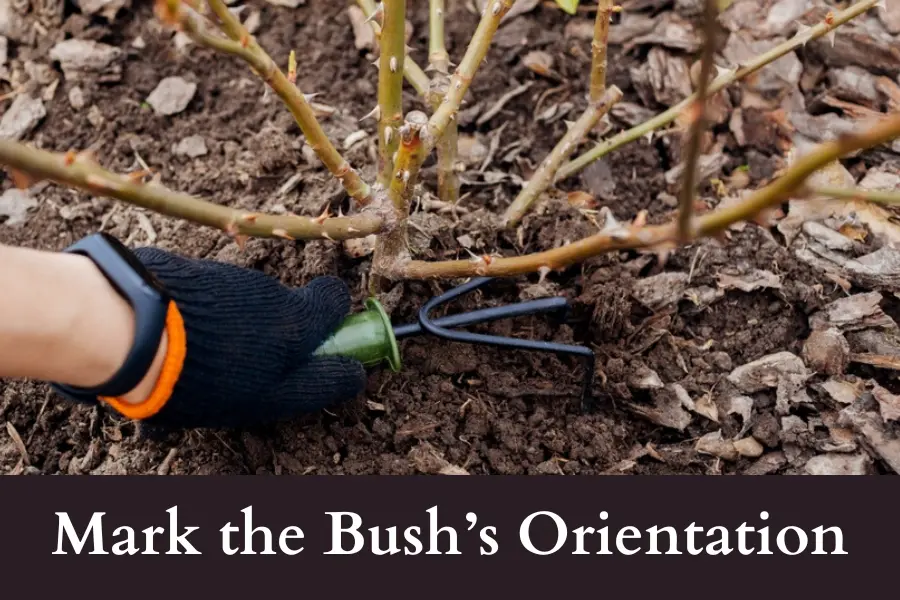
xmin=428 ymin=0 xmax=450 ymax=74
xmin=428 ymin=76 xmax=461 ymax=206
xmin=371 ymin=111 xmax=429 ymax=284
xmin=374 ymin=0 xmax=513 ymax=235
xmin=0 ymin=140 xmax=383 ymax=241
xmin=398 ymin=112 xmax=900 ymax=279
xmin=427 ymin=4 xmax=459 ymax=207
xmin=557 ymin=0 xmax=879 ymax=182
xmin=502 ymin=86 xmax=624 ymax=227
xmin=676 ymin=0 xmax=718 ymax=243
xmin=378 ymin=0 xmax=406 ymax=185
xmin=357 ymin=0 xmax=431 ymax=98
xmin=808 ymin=185 xmax=900 ymax=206
xmin=165 ymin=0 xmax=373 ymax=205
xmin=589 ymin=0 xmax=614 ymax=102
xmin=389 ymin=112 xmax=430 ymax=213
xmin=419 ymin=0 xmax=516 ymax=161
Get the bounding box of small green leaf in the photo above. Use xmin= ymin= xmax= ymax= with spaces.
xmin=554 ymin=0 xmax=580 ymax=15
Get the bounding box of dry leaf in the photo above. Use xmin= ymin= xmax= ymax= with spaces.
xmin=522 ymin=50 xmax=554 ymax=78
xmin=567 ymin=190 xmax=597 ymax=209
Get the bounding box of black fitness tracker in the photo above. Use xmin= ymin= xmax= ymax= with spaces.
xmin=50 ymin=233 xmax=170 ymax=403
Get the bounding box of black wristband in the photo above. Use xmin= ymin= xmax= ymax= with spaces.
xmin=51 ymin=233 xmax=170 ymax=402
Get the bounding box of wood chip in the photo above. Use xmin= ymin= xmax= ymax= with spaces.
xmin=716 ymin=269 xmax=782 ymax=292
xmin=5 ymin=421 xmax=29 ymax=466
xmin=727 ymin=352 xmax=809 ymax=393
xmin=809 ymin=292 xmax=897 ymax=332
xmin=631 ymin=272 xmax=689 ymax=311
xmin=871 ymin=383 xmax=900 ymax=422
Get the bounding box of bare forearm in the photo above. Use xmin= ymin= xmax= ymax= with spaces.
xmin=0 ymin=244 xmax=164 ymax=403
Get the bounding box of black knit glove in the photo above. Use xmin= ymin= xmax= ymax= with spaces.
xmin=123 ymin=247 xmax=367 ymax=429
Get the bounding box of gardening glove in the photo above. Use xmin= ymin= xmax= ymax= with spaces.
xmin=99 ymin=247 xmax=367 ymax=429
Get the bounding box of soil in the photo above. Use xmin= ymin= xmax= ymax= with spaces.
xmin=0 ymin=0 xmax=897 ymax=475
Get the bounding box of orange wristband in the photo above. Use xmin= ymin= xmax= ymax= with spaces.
xmin=100 ymin=301 xmax=187 ymax=420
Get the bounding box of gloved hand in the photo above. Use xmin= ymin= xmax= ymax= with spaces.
xmin=109 ymin=247 xmax=367 ymax=429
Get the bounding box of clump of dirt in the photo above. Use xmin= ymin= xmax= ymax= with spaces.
xmin=1 ymin=0 xmax=899 ymax=475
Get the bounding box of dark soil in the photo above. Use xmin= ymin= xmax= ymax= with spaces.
xmin=0 ymin=0 xmax=896 ymax=475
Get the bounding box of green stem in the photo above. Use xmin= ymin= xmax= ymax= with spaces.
xmin=192 ymin=1 xmax=372 ymax=204
xmin=0 ymin=140 xmax=383 ymax=241
xmin=419 ymin=0 xmax=516 ymax=161
xmin=808 ymin=185 xmax=900 ymax=206
xmin=357 ymin=0 xmax=431 ymax=98
xmin=502 ymin=86 xmax=623 ymax=227
xmin=399 ymin=111 xmax=900 ymax=279
xmin=372 ymin=111 xmax=429 ymax=282
xmin=558 ymin=0 xmax=879 ymax=182
xmin=429 ymin=0 xmax=450 ymax=74
xmin=378 ymin=0 xmax=406 ymax=186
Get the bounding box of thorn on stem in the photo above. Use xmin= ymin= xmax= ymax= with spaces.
xmin=127 ymin=169 xmax=152 ymax=183
xmin=365 ymin=2 xmax=384 ymax=25
xmin=153 ymin=0 xmax=181 ymax=27
xmin=9 ymin=169 xmax=35 ymax=190
xmin=313 ymin=208 xmax=331 ymax=225
xmin=360 ymin=105 xmax=381 ymax=122
xmin=288 ymin=50 xmax=297 ymax=84
xmin=272 ymin=228 xmax=295 ymax=240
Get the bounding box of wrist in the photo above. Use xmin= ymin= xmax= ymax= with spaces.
xmin=53 ymin=253 xmax=167 ymax=404
xmin=66 ymin=253 xmax=170 ymax=405
xmin=62 ymin=253 xmax=136 ymax=387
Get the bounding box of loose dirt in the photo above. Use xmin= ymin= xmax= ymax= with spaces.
xmin=1 ymin=0 xmax=897 ymax=475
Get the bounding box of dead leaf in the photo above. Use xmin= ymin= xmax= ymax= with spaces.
xmin=522 ymin=50 xmax=554 ymax=78
xmin=805 ymin=453 xmax=871 ymax=475
xmin=839 ymin=402 xmax=900 ymax=474
xmin=628 ymin=384 xmax=693 ymax=431
xmin=802 ymin=328 xmax=850 ymax=376
xmin=716 ymin=269 xmax=782 ymax=292
xmin=871 ymin=383 xmax=900 ymax=422
xmin=727 ymin=351 xmax=809 ymax=393
xmin=819 ymin=378 xmax=863 ymax=405
xmin=631 ymin=272 xmax=689 ymax=311
xmin=696 ymin=430 xmax=738 ymax=461
xmin=567 ymin=190 xmax=596 ymax=209
xmin=734 ymin=436 xmax=764 ymax=458
xmin=809 ymin=292 xmax=897 ymax=332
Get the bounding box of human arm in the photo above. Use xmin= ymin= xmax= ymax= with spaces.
xmin=0 ymin=239 xmax=367 ymax=429
xmin=0 ymin=243 xmax=166 ymax=404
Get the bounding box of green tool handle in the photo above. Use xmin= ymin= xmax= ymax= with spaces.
xmin=314 ymin=298 xmax=402 ymax=372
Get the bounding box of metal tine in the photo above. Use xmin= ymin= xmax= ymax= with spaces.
xmin=393 ymin=296 xmax=569 ymax=340
xmin=417 ymin=277 xmax=595 ymax=410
